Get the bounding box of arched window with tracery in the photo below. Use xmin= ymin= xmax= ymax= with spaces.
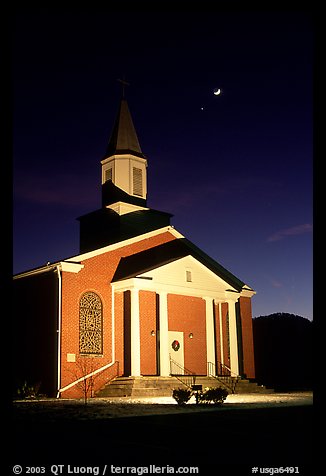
xmin=79 ymin=291 xmax=103 ymax=354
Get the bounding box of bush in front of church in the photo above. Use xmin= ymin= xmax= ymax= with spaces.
xmin=172 ymin=388 xmax=192 ymax=405
xmin=198 ymin=386 xmax=229 ymax=405
xmin=172 ymin=386 xmax=229 ymax=405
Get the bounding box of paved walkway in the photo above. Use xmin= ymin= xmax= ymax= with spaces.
xmin=88 ymin=390 xmax=313 ymax=409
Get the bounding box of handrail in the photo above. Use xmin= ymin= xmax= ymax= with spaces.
xmin=169 ymin=357 xmax=196 ymax=389
xmin=59 ymin=360 xmax=120 ymax=395
xmin=208 ymin=360 xmax=238 ymax=377
xmin=207 ymin=361 xmax=239 ymax=393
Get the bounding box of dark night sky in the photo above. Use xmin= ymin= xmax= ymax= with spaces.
xmin=12 ymin=8 xmax=313 ymax=320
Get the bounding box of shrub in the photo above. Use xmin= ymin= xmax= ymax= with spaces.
xmin=199 ymin=386 xmax=229 ymax=405
xmin=172 ymin=386 xmax=229 ymax=406
xmin=15 ymin=381 xmax=42 ymax=399
xmin=172 ymin=388 xmax=192 ymax=405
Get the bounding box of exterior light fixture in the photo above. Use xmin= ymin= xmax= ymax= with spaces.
xmin=151 ymin=330 xmax=155 ymax=336
xmin=189 ymin=333 xmax=193 ymax=339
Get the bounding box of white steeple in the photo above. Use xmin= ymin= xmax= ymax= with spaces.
xmin=101 ymin=98 xmax=148 ymax=202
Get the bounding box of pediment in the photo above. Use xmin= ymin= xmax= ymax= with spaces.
xmin=138 ymin=255 xmax=238 ymax=294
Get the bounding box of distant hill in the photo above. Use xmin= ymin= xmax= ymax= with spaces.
xmin=252 ymin=313 xmax=313 ymax=391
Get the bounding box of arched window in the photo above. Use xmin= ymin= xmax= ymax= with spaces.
xmin=79 ymin=292 xmax=103 ymax=354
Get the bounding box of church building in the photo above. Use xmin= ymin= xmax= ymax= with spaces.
xmin=13 ymin=94 xmax=256 ymax=398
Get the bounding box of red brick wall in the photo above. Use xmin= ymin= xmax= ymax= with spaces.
xmin=139 ymin=291 xmax=157 ymax=375
xmin=57 ymin=228 xmax=256 ymax=397
xmin=239 ymin=296 xmax=255 ymax=379
xmin=59 ymin=231 xmax=176 ymax=398
xmin=167 ymin=294 xmax=207 ymax=375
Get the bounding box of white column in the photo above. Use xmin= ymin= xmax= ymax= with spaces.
xmin=218 ymin=301 xmax=224 ymax=366
xmin=130 ymin=288 xmax=141 ymax=376
xmin=227 ymin=299 xmax=239 ymax=376
xmin=158 ymin=292 xmax=170 ymax=376
xmin=204 ymin=297 xmax=216 ymax=374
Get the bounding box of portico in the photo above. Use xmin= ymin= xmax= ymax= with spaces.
xmin=112 ymin=252 xmax=255 ymax=379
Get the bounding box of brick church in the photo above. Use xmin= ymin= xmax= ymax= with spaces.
xmin=13 ymin=94 xmax=256 ymax=398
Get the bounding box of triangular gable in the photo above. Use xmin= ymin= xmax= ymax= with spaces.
xmin=112 ymin=238 xmax=249 ymax=292
xmin=138 ymin=255 xmax=239 ymax=293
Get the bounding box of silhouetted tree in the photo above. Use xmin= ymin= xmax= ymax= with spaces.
xmin=253 ymin=313 xmax=313 ymax=391
xmin=71 ymin=357 xmax=99 ymax=404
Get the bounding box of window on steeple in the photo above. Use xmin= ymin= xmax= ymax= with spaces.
xmin=133 ymin=167 xmax=143 ymax=196
xmin=105 ymin=168 xmax=113 ymax=182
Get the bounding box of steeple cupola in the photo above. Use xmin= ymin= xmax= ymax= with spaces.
xmin=101 ymin=99 xmax=148 ymax=207
xmin=77 ymin=93 xmax=172 ymax=254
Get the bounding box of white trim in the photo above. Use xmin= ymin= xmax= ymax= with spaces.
xmin=106 ymin=201 xmax=149 ymax=216
xmin=13 ymin=265 xmax=57 ymax=279
xmin=130 ymin=288 xmax=141 ymax=376
xmin=226 ymin=299 xmax=239 ymax=376
xmin=60 ymin=262 xmax=84 ymax=273
xmin=59 ymin=360 xmax=117 ymax=394
xmin=112 ymin=254 xmax=242 ymax=302
xmin=13 ymin=226 xmax=183 ymax=280
xmin=138 ymin=255 xmax=239 ymax=293
xmin=111 ymin=284 xmax=115 ymax=364
xmin=56 ymin=266 xmax=62 ymax=398
xmin=112 ymin=277 xmax=236 ymax=301
xmin=101 ymin=153 xmax=148 ymax=166
xmin=14 ymin=261 xmax=84 ymax=279
xmin=241 ymin=287 xmax=256 ymax=298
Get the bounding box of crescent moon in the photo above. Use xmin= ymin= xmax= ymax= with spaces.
xmin=214 ymin=88 xmax=221 ymax=95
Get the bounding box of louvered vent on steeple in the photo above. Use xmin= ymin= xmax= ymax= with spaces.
xmin=133 ymin=167 xmax=143 ymax=196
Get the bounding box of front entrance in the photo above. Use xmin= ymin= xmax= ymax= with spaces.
xmin=168 ymin=331 xmax=184 ymax=374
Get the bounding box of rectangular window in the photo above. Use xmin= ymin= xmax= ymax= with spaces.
xmin=133 ymin=167 xmax=143 ymax=196
xmin=186 ymin=270 xmax=192 ymax=282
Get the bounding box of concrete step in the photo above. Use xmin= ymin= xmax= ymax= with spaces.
xmin=235 ymin=382 xmax=274 ymax=394
xmin=96 ymin=375 xmax=274 ymax=398
xmin=194 ymin=376 xmax=274 ymax=394
xmin=96 ymin=376 xmax=184 ymax=398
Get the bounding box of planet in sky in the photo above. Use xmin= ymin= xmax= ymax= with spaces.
xmin=213 ymin=88 xmax=221 ymax=95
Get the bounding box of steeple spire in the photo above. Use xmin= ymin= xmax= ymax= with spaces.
xmin=101 ymin=94 xmax=148 ymax=206
xmin=105 ymin=98 xmax=146 ymax=159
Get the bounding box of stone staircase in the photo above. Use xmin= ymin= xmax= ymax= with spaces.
xmin=96 ymin=376 xmax=182 ymax=398
xmin=233 ymin=378 xmax=274 ymax=394
xmin=208 ymin=376 xmax=274 ymax=394
xmin=96 ymin=375 xmax=273 ymax=398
